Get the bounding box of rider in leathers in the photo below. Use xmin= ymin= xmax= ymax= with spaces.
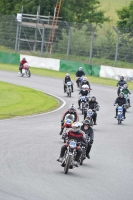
xmin=19 ymin=58 xmax=28 ymax=74
xmin=116 ymin=76 xmax=127 ymax=96
xmin=85 ymin=96 xmax=99 ymax=125
xmin=57 ymin=122 xmax=86 ymax=167
xmin=63 ymin=73 xmax=74 ymax=93
xmin=114 ymin=92 xmax=126 ymax=118
xmin=78 ymin=85 xmax=89 ymax=109
xmin=81 ymin=119 xmax=94 ymax=159
xmin=76 ymin=67 xmax=85 ymax=86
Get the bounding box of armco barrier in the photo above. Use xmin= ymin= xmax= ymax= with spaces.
xmin=0 ymin=52 xmax=20 ymax=65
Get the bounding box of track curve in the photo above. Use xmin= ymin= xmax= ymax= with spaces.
xmin=0 ymin=70 xmax=133 ymax=200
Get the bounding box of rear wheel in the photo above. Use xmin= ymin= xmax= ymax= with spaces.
xmin=64 ymin=155 xmax=72 ymax=174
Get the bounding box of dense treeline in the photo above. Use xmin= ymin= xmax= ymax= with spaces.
xmin=0 ymin=0 xmax=108 ymax=24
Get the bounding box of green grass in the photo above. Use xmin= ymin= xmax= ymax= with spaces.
xmin=1 ymin=63 xmax=133 ymax=90
xmin=0 ymin=81 xmax=59 ymax=119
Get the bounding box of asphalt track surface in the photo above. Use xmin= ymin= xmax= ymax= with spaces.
xmin=0 ymin=70 xmax=133 ymax=200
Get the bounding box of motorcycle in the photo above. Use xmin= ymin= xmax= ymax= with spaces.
xmin=20 ymin=63 xmax=31 ymax=77
xmin=84 ymin=108 xmax=94 ymax=126
xmin=61 ymin=114 xmax=75 ymax=141
xmin=66 ymin=81 xmax=72 ymax=97
xmin=115 ymin=104 xmax=125 ymax=124
xmin=79 ymin=96 xmax=87 ymax=114
xmin=61 ymin=140 xmax=80 ymax=174
xmin=117 ymin=85 xmax=124 ymax=96
xmin=76 ymin=76 xmax=84 ymax=90
xmin=124 ymin=94 xmax=130 ymax=110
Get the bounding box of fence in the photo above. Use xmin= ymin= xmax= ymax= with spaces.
xmin=0 ymin=15 xmax=133 ymax=67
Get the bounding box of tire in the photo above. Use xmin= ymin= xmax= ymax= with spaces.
xmin=118 ymin=119 xmax=121 ymax=124
xmin=27 ymin=70 xmax=31 ymax=77
xmin=64 ymin=155 xmax=72 ymax=174
xmin=79 ymin=152 xmax=84 ymax=165
xmin=82 ymin=103 xmax=84 ymax=114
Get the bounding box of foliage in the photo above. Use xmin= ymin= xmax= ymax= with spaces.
xmin=116 ymin=1 xmax=133 ymax=29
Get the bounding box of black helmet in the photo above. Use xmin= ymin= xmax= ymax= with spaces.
xmin=83 ymin=119 xmax=91 ymax=125
xmin=91 ymin=96 xmax=96 ymax=101
xmin=120 ymin=76 xmax=124 ymax=80
xmin=119 ymin=92 xmax=124 ymax=98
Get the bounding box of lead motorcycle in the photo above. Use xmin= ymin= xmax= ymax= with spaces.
xmin=61 ymin=140 xmax=80 ymax=174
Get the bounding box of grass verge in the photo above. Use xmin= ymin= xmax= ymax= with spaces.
xmin=0 ymin=81 xmax=59 ymax=119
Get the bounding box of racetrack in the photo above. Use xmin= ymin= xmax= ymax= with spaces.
xmin=0 ymin=70 xmax=133 ymax=200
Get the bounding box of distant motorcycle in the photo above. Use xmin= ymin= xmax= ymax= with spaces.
xmin=66 ymin=81 xmax=72 ymax=97
xmin=20 ymin=63 xmax=31 ymax=77
xmin=79 ymin=96 xmax=87 ymax=114
xmin=76 ymin=76 xmax=84 ymax=90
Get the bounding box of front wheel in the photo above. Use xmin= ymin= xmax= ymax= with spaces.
xmin=118 ymin=119 xmax=121 ymax=124
xmin=64 ymin=155 xmax=72 ymax=174
xmin=79 ymin=152 xmax=84 ymax=165
xmin=26 ymin=70 xmax=31 ymax=77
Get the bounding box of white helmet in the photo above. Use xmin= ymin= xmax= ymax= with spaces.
xmin=84 ymin=84 xmax=89 ymax=89
xmin=79 ymin=67 xmax=82 ymax=71
xmin=83 ymin=77 xmax=87 ymax=81
xmin=123 ymin=84 xmax=128 ymax=89
xmin=82 ymin=85 xmax=86 ymax=90
xmin=72 ymin=122 xmax=81 ymax=132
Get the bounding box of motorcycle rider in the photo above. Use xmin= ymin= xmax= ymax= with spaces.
xmin=78 ymin=85 xmax=89 ymax=109
xmin=60 ymin=104 xmax=79 ymax=135
xmin=19 ymin=58 xmax=28 ymax=74
xmin=116 ymin=76 xmax=127 ymax=96
xmin=81 ymin=119 xmax=94 ymax=159
xmin=85 ymin=96 xmax=99 ymax=125
xmin=81 ymin=77 xmax=91 ymax=89
xmin=114 ymin=92 xmax=126 ymax=119
xmin=76 ymin=67 xmax=85 ymax=87
xmin=57 ymin=122 xmax=86 ymax=167
xmin=122 ymin=84 xmax=131 ymax=107
xmin=63 ymin=73 xmax=74 ymax=93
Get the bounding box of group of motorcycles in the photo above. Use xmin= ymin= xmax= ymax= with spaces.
xmin=59 ymin=76 xmax=98 ymax=174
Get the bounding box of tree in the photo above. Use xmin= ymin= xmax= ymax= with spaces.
xmin=116 ymin=1 xmax=133 ymax=29
xmin=0 ymin=0 xmax=109 ymax=25
xmin=61 ymin=0 xmax=109 ymax=24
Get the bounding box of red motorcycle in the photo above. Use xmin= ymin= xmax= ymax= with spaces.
xmin=21 ymin=63 xmax=31 ymax=77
